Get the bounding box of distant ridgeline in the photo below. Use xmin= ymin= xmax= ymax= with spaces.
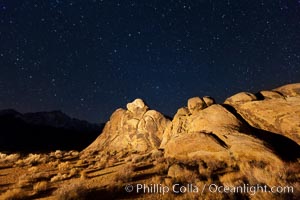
xmin=0 ymin=109 xmax=103 ymax=153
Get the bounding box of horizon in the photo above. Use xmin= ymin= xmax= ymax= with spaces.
xmin=0 ymin=82 xmax=297 ymax=123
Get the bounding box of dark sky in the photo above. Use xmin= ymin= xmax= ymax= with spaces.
xmin=0 ymin=0 xmax=300 ymax=123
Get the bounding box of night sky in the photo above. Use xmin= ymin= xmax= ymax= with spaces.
xmin=0 ymin=0 xmax=300 ymax=123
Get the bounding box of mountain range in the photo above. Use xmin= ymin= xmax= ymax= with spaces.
xmin=0 ymin=109 xmax=103 ymax=153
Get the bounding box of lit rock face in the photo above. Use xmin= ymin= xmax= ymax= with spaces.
xmin=160 ymin=88 xmax=300 ymax=166
xmin=83 ymin=99 xmax=170 ymax=155
xmin=202 ymin=96 xmax=215 ymax=107
xmin=259 ymin=90 xmax=284 ymax=99
xmin=274 ymin=83 xmax=300 ymax=97
xmin=161 ymin=104 xmax=277 ymax=163
xmin=224 ymin=92 xmax=257 ymax=104
xmin=227 ymin=83 xmax=300 ymax=145
xmin=83 ymin=84 xmax=300 ymax=165
xmin=187 ymin=97 xmax=207 ymax=114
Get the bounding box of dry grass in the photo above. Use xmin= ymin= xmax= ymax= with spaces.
xmin=0 ymin=153 xmax=20 ymax=163
xmin=50 ymin=173 xmax=69 ymax=182
xmin=114 ymin=164 xmax=134 ymax=183
xmin=173 ymin=168 xmax=199 ymax=185
xmin=94 ymin=158 xmax=106 ymax=169
xmin=17 ymin=171 xmax=51 ymax=188
xmin=69 ymin=168 xmax=80 ymax=178
xmin=0 ymin=152 xmax=6 ymax=159
xmin=14 ymin=153 xmax=49 ymax=167
xmin=132 ymin=153 xmax=151 ymax=163
xmin=48 ymin=160 xmax=59 ymax=168
xmin=33 ymin=181 xmax=48 ymax=193
xmin=54 ymin=150 xmax=63 ymax=159
xmin=28 ymin=166 xmax=38 ymax=173
xmin=58 ymin=161 xmax=71 ymax=172
xmin=282 ymin=161 xmax=300 ymax=183
xmin=80 ymin=170 xmax=88 ymax=180
xmin=0 ymin=188 xmax=29 ymax=200
xmin=54 ymin=182 xmax=87 ymax=200
xmin=76 ymin=159 xmax=88 ymax=166
xmin=154 ymin=162 xmax=169 ymax=175
xmin=15 ymin=159 xmax=26 ymax=167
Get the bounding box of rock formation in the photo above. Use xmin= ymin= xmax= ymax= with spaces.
xmin=225 ymin=83 xmax=300 ymax=145
xmin=83 ymin=99 xmax=170 ymax=155
xmin=84 ymin=83 xmax=300 ymax=165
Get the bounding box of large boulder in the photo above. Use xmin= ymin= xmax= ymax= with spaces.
xmin=187 ymin=97 xmax=207 ymax=114
xmin=202 ymin=96 xmax=215 ymax=107
xmin=259 ymin=90 xmax=284 ymax=99
xmin=126 ymin=98 xmax=148 ymax=119
xmin=274 ymin=83 xmax=300 ymax=97
xmin=83 ymin=99 xmax=170 ymax=155
xmin=224 ymin=92 xmax=257 ymax=105
xmin=229 ymin=95 xmax=300 ymax=145
xmin=161 ymin=100 xmax=287 ymax=169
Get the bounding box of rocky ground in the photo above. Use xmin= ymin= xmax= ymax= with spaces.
xmin=0 ymin=83 xmax=299 ymax=200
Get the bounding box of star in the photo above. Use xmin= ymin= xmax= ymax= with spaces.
xmin=0 ymin=0 xmax=298 ymax=123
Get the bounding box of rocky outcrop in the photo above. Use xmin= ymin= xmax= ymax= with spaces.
xmin=82 ymin=99 xmax=170 ymax=155
xmin=202 ymin=96 xmax=215 ymax=106
xmin=159 ymin=84 xmax=300 ymax=168
xmin=160 ymin=102 xmax=282 ymax=166
xmin=225 ymin=83 xmax=300 ymax=145
xmin=224 ymin=92 xmax=257 ymax=104
xmin=259 ymin=90 xmax=284 ymax=99
xmin=274 ymin=83 xmax=300 ymax=97
xmin=83 ymin=84 xmax=300 ymax=164
xmin=187 ymin=97 xmax=207 ymax=114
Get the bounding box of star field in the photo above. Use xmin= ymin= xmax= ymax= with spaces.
xmin=0 ymin=0 xmax=300 ymax=122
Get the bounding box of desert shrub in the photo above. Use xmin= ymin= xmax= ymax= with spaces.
xmin=151 ymin=150 xmax=163 ymax=159
xmin=106 ymin=158 xmax=118 ymax=167
xmin=33 ymin=181 xmax=48 ymax=193
xmin=28 ymin=166 xmax=38 ymax=173
xmin=0 ymin=153 xmax=20 ymax=165
xmin=283 ymin=162 xmax=300 ymax=183
xmin=132 ymin=153 xmax=151 ymax=163
xmin=172 ymin=167 xmax=199 ymax=185
xmin=0 ymin=152 xmax=7 ymax=159
xmin=5 ymin=154 xmax=20 ymax=163
xmin=58 ymin=161 xmax=71 ymax=171
xmin=50 ymin=173 xmax=68 ymax=182
xmin=23 ymin=154 xmax=47 ymax=166
xmin=48 ymin=160 xmax=59 ymax=168
xmin=70 ymin=151 xmax=79 ymax=157
xmin=54 ymin=183 xmax=87 ymax=200
xmin=151 ymin=175 xmax=164 ymax=184
xmin=124 ymin=156 xmax=132 ymax=162
xmin=155 ymin=162 xmax=169 ymax=175
xmin=155 ymin=156 xmax=166 ymax=164
xmin=239 ymin=161 xmax=284 ymax=186
xmin=94 ymin=159 xmax=106 ymax=169
xmin=54 ymin=150 xmax=63 ymax=159
xmin=18 ymin=174 xmax=31 ymax=188
xmin=0 ymin=188 xmax=28 ymax=200
xmin=80 ymin=170 xmax=88 ymax=180
xmin=69 ymin=168 xmax=80 ymax=177
xmin=18 ymin=172 xmax=51 ymax=188
xmin=15 ymin=159 xmax=26 ymax=167
xmin=76 ymin=159 xmax=88 ymax=166
xmin=114 ymin=164 xmax=134 ymax=183
xmin=206 ymin=160 xmax=227 ymax=172
xmin=165 ymin=157 xmax=178 ymax=166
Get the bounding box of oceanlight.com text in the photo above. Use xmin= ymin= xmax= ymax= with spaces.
xmin=124 ymin=183 xmax=294 ymax=196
